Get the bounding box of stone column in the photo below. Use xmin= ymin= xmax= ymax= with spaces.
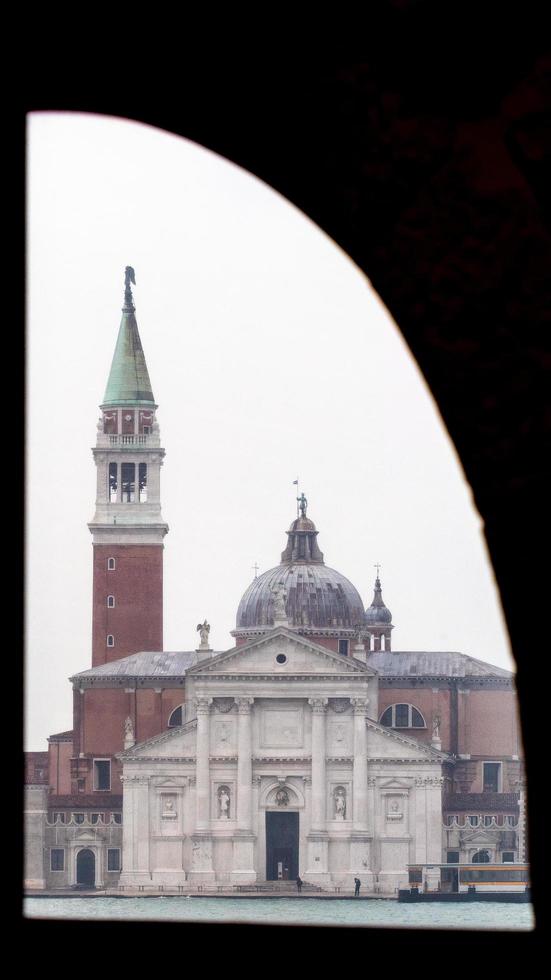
xmin=190 ymin=697 xmax=215 ymax=882
xmin=119 ymin=774 xmax=151 ymax=887
xmin=305 ymin=698 xmax=330 ymax=885
xmin=236 ymin=697 xmax=254 ymax=830
xmin=195 ymin=696 xmax=212 ymax=830
xmin=24 ymin=785 xmax=47 ymax=890
xmin=351 ymin=698 xmax=369 ymax=829
xmin=231 ymin=697 xmax=256 ymax=884
xmin=349 ymin=697 xmax=372 ymax=889
xmin=309 ymin=698 xmax=328 ymax=831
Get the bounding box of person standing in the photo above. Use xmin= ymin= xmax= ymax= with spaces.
xmin=296 ymin=876 xmax=303 ymax=893
xmin=354 ymin=877 xmax=361 ymax=897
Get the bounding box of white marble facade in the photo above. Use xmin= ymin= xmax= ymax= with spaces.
xmin=118 ymin=628 xmax=445 ymax=893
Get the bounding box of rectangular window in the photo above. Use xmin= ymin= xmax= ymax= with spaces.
xmin=73 ymin=813 xmax=85 ymax=824
xmin=447 ymin=851 xmax=460 ymax=863
xmin=93 ymin=759 xmax=111 ymax=791
xmin=338 ymin=639 xmax=349 ymax=656
xmin=50 ymin=848 xmax=65 ymax=871
xmin=121 ymin=462 xmax=136 ymax=502
xmin=483 ymin=815 xmax=493 ymax=826
xmin=139 ymin=462 xmax=147 ymax=502
xmin=51 ymin=811 xmax=66 ymax=824
xmin=109 ymin=462 xmax=118 ymax=502
xmin=395 ymin=704 xmax=409 ymax=727
xmin=483 ymin=762 xmax=501 ymax=793
xmin=502 ymin=852 xmax=515 ymax=863
xmin=506 ymin=815 xmax=516 ymax=827
xmin=107 ymin=848 xmax=121 ymax=872
xmin=112 ymin=812 xmax=122 ymax=824
xmin=469 ymin=815 xmax=479 ymax=827
xmin=91 ymin=813 xmax=102 ymax=824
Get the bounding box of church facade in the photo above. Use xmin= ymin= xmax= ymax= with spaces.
xmin=24 ymin=271 xmax=525 ymax=893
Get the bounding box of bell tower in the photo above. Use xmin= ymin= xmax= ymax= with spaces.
xmin=88 ymin=268 xmax=169 ymax=666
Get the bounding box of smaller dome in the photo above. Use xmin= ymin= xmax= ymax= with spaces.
xmin=289 ymin=517 xmax=316 ymax=533
xmin=364 ymin=576 xmax=392 ymax=625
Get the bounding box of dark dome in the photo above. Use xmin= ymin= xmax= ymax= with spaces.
xmin=364 ymin=576 xmax=392 ymax=625
xmin=235 ymin=509 xmax=365 ymax=631
xmin=236 ymin=562 xmax=366 ymax=630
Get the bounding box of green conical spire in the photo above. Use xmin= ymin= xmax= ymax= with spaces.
xmin=102 ymin=267 xmax=156 ymax=407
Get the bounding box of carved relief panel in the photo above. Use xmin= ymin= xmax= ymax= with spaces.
xmin=212 ymin=720 xmax=235 ymax=754
xmin=260 ymin=705 xmax=304 ymax=750
xmin=328 ymin=720 xmax=352 ymax=755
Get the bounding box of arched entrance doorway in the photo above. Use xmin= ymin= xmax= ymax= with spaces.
xmin=266 ymin=811 xmax=299 ymax=881
xmin=76 ymin=848 xmax=96 ymax=887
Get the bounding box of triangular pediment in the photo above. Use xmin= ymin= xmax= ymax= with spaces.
xmin=366 ymin=719 xmax=451 ymax=761
xmin=459 ymin=828 xmax=496 ymax=845
xmin=188 ymin=628 xmax=375 ymax=677
xmin=378 ymin=777 xmax=412 ymax=789
xmin=117 ymin=720 xmax=197 ymax=760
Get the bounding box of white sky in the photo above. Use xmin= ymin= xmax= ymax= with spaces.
xmin=25 ymin=112 xmax=514 ymax=751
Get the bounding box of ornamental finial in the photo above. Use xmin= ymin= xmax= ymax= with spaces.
xmin=124 ymin=265 xmax=136 ymax=307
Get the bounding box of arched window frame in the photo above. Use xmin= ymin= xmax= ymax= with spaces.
xmin=168 ymin=704 xmax=184 ymax=728
xmin=106 ymin=634 xmax=114 ymax=648
xmin=107 ymin=595 xmax=115 ymax=608
xmin=378 ymin=703 xmax=427 ymax=729
xmin=107 ymin=557 xmax=116 ymax=570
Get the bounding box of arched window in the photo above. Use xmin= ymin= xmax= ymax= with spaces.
xmin=107 ymin=557 xmax=116 ymax=570
xmin=106 ymin=634 xmax=114 ymax=647
xmin=379 ymin=704 xmax=426 ymax=729
xmin=472 ymin=849 xmax=490 ymax=864
xmin=168 ymin=705 xmax=184 ymax=727
xmin=107 ymin=595 xmax=115 ymax=608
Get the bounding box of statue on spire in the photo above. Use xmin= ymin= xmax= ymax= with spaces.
xmin=124 ymin=265 xmax=136 ymax=306
xmin=297 ymin=492 xmax=308 ymax=518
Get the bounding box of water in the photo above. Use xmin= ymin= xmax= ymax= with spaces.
xmin=24 ymin=896 xmax=535 ymax=930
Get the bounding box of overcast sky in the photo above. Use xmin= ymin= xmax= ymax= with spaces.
xmin=25 ymin=112 xmax=515 ymax=751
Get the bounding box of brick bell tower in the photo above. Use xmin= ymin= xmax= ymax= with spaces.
xmin=88 ymin=267 xmax=169 ymax=667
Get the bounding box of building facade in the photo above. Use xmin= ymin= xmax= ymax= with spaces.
xmin=24 ymin=271 xmax=525 ymax=892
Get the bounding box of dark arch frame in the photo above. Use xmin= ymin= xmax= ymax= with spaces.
xmin=20 ymin=27 xmax=548 ymax=949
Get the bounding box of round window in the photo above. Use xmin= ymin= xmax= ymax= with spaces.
xmin=276 ymin=654 xmax=287 ymax=665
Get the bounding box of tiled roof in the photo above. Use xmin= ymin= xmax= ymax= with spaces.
xmin=368 ymin=650 xmax=513 ymax=678
xmin=70 ymin=650 xmax=212 ymax=681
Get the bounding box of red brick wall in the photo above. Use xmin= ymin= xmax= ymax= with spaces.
xmin=92 ymin=544 xmax=163 ymax=667
xmin=48 ymin=740 xmax=72 ymax=795
xmin=462 ymin=689 xmax=522 ymax=761
xmin=75 ymin=686 xmax=189 ymax=794
xmin=377 ymin=684 xmax=522 ymax=761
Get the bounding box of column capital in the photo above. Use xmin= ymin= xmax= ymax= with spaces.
xmin=195 ymin=696 xmax=213 ymax=714
xmin=308 ymin=697 xmax=329 ymax=713
xmin=234 ymin=696 xmax=254 ymax=713
xmin=350 ymin=697 xmax=369 ymax=714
